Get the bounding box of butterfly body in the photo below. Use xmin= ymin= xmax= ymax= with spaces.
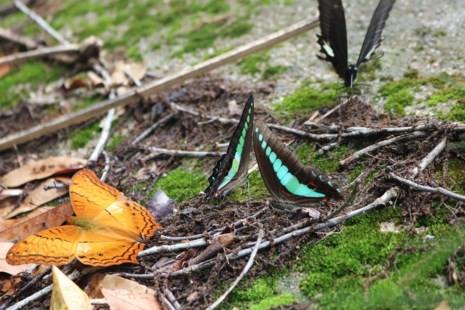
xmin=253 ymin=122 xmax=343 ymax=210
xmin=7 ymin=169 xmax=160 ymax=267
xmin=317 ymin=0 xmax=396 ymax=89
xmin=205 ymin=95 xmax=254 ymax=198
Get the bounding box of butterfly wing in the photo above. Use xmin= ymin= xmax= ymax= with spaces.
xmin=205 ymin=95 xmax=254 ymax=197
xmin=93 ymin=200 xmax=160 ymax=242
xmin=75 ymin=228 xmax=145 ymax=266
xmin=253 ymin=122 xmax=343 ymax=208
xmin=70 ymin=169 xmax=125 ymax=218
xmin=317 ymin=0 xmax=348 ymax=78
xmin=356 ymin=0 xmax=396 ymax=65
xmin=6 ymin=226 xmax=80 ymax=266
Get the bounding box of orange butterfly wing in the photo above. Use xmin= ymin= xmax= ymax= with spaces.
xmin=6 ymin=225 xmax=79 ymax=266
xmin=70 ymin=168 xmax=125 ymax=218
xmin=7 ymin=169 xmax=160 ymax=266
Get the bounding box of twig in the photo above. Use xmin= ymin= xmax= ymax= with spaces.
xmin=132 ymin=113 xmax=176 ymax=145
xmin=0 ymin=44 xmax=79 ymax=66
xmin=159 ymin=294 xmax=176 ymax=310
xmin=0 ymin=28 xmax=37 ymax=49
xmin=390 ymin=173 xmax=465 ymax=202
xmin=162 ymin=288 xmax=181 ymax=310
xmin=315 ymin=97 xmax=350 ymax=123
xmin=339 ymin=132 xmax=427 ymax=166
xmin=88 ymin=107 xmax=115 ymax=163
xmin=0 ymin=18 xmax=319 ymax=151
xmin=160 ymin=207 xmax=267 ymax=241
xmin=100 ymin=150 xmax=111 ymax=182
xmin=142 ymin=147 xmax=222 ymax=161
xmin=138 ymin=237 xmax=208 ymax=257
xmin=6 ymin=270 xmax=80 ymax=310
xmin=13 ymin=0 xmax=70 ymax=45
xmin=206 ymin=230 xmax=264 ymax=310
xmin=170 ymin=102 xmax=238 ymax=125
xmin=411 ymin=137 xmax=447 ymax=178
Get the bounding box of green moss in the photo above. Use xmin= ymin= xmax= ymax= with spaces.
xmin=72 ymin=96 xmax=100 ymax=111
xmin=383 ymin=88 xmax=415 ymax=116
xmin=263 ymin=65 xmax=288 ymax=80
xmin=229 ymin=171 xmax=269 ymax=201
xmin=432 ymin=30 xmax=446 ymax=37
xmin=294 ymin=144 xmax=352 ymax=174
xmin=273 ymin=82 xmax=338 ymax=117
xmin=379 ymin=78 xmax=414 ymax=98
xmin=0 ymin=62 xmax=64 ymax=110
xmin=238 ymin=52 xmax=269 ymax=75
xmin=250 ymin=294 xmax=297 ymax=310
xmin=148 ymin=167 xmax=206 ymax=202
xmin=70 ymin=122 xmax=100 ymax=150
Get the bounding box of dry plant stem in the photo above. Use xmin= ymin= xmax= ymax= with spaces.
xmin=132 ymin=113 xmax=176 ymax=145
xmin=138 ymin=237 xmax=208 ymax=257
xmin=160 ymin=207 xmax=267 ymax=241
xmin=163 ymin=288 xmax=181 ymax=310
xmin=0 ymin=28 xmax=37 ymax=49
xmin=166 ymin=187 xmax=399 ymax=278
xmin=6 ymin=270 xmax=80 ymax=310
xmin=89 ymin=108 xmax=115 ymax=163
xmin=100 ymin=150 xmax=111 ymax=182
xmin=0 ymin=44 xmax=81 ymax=66
xmin=339 ymin=131 xmax=428 ymax=166
xmin=14 ymin=0 xmax=70 ymax=45
xmin=159 ymin=294 xmax=176 ymax=310
xmin=411 ymin=137 xmax=447 ymax=178
xmin=390 ymin=173 xmax=465 ymax=202
xmin=170 ymin=102 xmax=238 ymax=125
xmin=0 ymin=18 xmax=319 ymax=151
xmin=206 ymin=230 xmax=264 ymax=310
xmin=143 ymin=147 xmax=222 ymax=160
xmin=315 ymin=97 xmax=350 ymax=123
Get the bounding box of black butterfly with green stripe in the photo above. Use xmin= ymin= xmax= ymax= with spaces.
xmin=205 ymin=95 xmax=254 ymax=198
xmin=253 ymin=121 xmax=343 ymax=210
xmin=317 ymin=0 xmax=396 ymax=89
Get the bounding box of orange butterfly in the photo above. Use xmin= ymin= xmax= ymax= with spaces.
xmin=6 ymin=169 xmax=160 ymax=267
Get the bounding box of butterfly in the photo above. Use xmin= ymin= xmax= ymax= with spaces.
xmin=205 ymin=95 xmax=254 ymax=198
xmin=317 ymin=0 xmax=396 ymax=89
xmin=253 ymin=121 xmax=343 ymax=210
xmin=6 ymin=169 xmax=160 ymax=267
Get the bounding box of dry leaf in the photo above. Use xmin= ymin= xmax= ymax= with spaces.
xmin=6 ymin=177 xmax=70 ymax=219
xmin=434 ymin=301 xmax=450 ymax=310
xmin=0 ymin=197 xmax=17 ymax=218
xmin=100 ymin=275 xmax=155 ymax=295
xmin=101 ymin=288 xmax=161 ymax=310
xmin=0 ymin=242 xmax=33 ymax=274
xmin=0 ymin=61 xmax=11 ymax=79
xmin=0 ymin=157 xmax=86 ymax=188
xmin=0 ymin=202 xmax=73 ymax=241
xmin=380 ymin=222 xmax=401 ymax=233
xmin=51 ymin=266 xmax=91 ymax=310
xmin=125 ymin=62 xmax=147 ymax=81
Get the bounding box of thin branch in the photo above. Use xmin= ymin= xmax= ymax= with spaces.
xmin=100 ymin=150 xmax=111 ymax=182
xmin=170 ymin=102 xmax=238 ymax=125
xmin=315 ymin=97 xmax=350 ymax=123
xmin=13 ymin=0 xmax=70 ymax=45
xmin=0 ymin=28 xmax=37 ymax=49
xmin=206 ymin=230 xmax=264 ymax=310
xmin=142 ymin=147 xmax=222 ymax=161
xmin=390 ymin=173 xmax=465 ymax=202
xmin=339 ymin=132 xmax=427 ymax=166
xmin=411 ymin=137 xmax=447 ymax=178
xmin=162 ymin=288 xmax=181 ymax=310
xmin=6 ymin=270 xmax=80 ymax=310
xmin=88 ymin=107 xmax=115 ymax=163
xmin=0 ymin=18 xmax=319 ymax=151
xmin=159 ymin=294 xmax=176 ymax=310
xmin=138 ymin=237 xmax=208 ymax=257
xmin=0 ymin=44 xmax=79 ymax=66
xmin=132 ymin=113 xmax=176 ymax=145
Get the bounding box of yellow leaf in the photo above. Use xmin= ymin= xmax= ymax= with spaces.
xmin=51 ymin=266 xmax=91 ymax=310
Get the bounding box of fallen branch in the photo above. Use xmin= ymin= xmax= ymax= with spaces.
xmin=0 ymin=18 xmax=319 ymax=152
xmin=139 ymin=236 xmax=209 ymax=257
xmin=142 ymin=147 xmax=222 ymax=161
xmin=162 ymin=288 xmax=181 ymax=310
xmin=390 ymin=173 xmax=465 ymax=202
xmin=170 ymin=102 xmax=238 ymax=125
xmin=339 ymin=132 xmax=427 ymax=166
xmin=315 ymin=97 xmax=350 ymax=123
xmin=0 ymin=44 xmax=79 ymax=66
xmin=0 ymin=28 xmax=37 ymax=49
xmin=206 ymin=230 xmax=264 ymax=310
xmin=411 ymin=137 xmax=447 ymax=178
xmin=88 ymin=106 xmax=115 ymax=163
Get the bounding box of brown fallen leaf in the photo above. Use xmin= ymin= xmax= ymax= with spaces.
xmin=0 ymin=202 xmax=73 ymax=241
xmin=99 ymin=274 xmax=156 ymax=295
xmin=0 ymin=198 xmax=18 ymax=218
xmin=0 ymin=157 xmax=86 ymax=188
xmin=0 ymin=54 xmax=11 ymax=79
xmin=51 ymin=266 xmax=91 ymax=310
xmin=101 ymin=288 xmax=161 ymax=310
xmin=0 ymin=242 xmax=34 ymax=274
xmin=6 ymin=177 xmax=70 ymax=219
